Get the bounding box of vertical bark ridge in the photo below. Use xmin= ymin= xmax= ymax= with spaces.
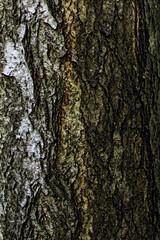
xmin=58 ymin=0 xmax=94 ymax=238
xmin=132 ymin=0 xmax=138 ymax=64
xmin=75 ymin=0 xmax=157 ymax=238
xmin=144 ymin=0 xmax=160 ymax=237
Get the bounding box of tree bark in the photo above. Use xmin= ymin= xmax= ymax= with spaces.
xmin=0 ymin=0 xmax=160 ymax=239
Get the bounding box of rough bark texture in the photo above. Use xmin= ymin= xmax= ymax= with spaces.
xmin=0 ymin=0 xmax=160 ymax=239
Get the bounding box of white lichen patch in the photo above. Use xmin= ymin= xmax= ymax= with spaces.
xmin=0 ymin=225 xmax=3 ymax=240
xmin=21 ymin=0 xmax=39 ymax=21
xmin=17 ymin=24 xmax=26 ymax=41
xmin=2 ymin=37 xmax=34 ymax=113
xmin=0 ymin=189 xmax=7 ymax=217
xmin=16 ymin=115 xmax=31 ymax=140
xmin=40 ymin=1 xmax=57 ymax=29
xmin=17 ymin=115 xmax=47 ymax=207
xmin=21 ymin=0 xmax=57 ymax=29
xmin=16 ymin=114 xmax=43 ymax=175
xmin=0 ymin=0 xmax=62 ymax=236
xmin=27 ymin=130 xmax=42 ymax=158
xmin=2 ymin=19 xmax=47 ymax=215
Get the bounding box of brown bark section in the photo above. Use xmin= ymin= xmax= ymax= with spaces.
xmin=74 ymin=0 xmax=159 ymax=239
xmin=58 ymin=0 xmax=94 ymax=238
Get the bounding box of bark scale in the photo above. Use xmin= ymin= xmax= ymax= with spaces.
xmin=0 ymin=0 xmax=160 ymax=239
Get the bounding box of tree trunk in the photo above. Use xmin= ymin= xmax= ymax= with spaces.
xmin=0 ymin=0 xmax=160 ymax=239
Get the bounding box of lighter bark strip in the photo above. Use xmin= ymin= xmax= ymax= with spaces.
xmin=58 ymin=0 xmax=93 ymax=238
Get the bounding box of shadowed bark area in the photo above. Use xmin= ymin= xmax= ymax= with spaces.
xmin=0 ymin=0 xmax=160 ymax=239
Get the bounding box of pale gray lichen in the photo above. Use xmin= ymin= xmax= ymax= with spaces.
xmin=15 ymin=113 xmax=47 ymax=206
xmin=1 ymin=1 xmax=52 ymax=228
xmin=0 ymin=0 xmax=67 ymax=237
xmin=21 ymin=0 xmax=57 ymax=29
xmin=17 ymin=114 xmax=43 ymax=159
xmin=16 ymin=115 xmax=32 ymax=140
xmin=17 ymin=24 xmax=26 ymax=41
xmin=40 ymin=1 xmax=57 ymax=29
xmin=0 ymin=226 xmax=3 ymax=240
xmin=0 ymin=188 xmax=6 ymax=217
xmin=2 ymin=37 xmax=34 ymax=113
